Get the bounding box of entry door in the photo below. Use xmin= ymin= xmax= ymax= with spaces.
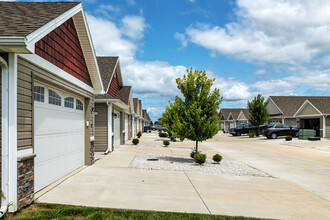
xmin=113 ymin=110 xmax=121 ymax=147
xmin=124 ymin=114 xmax=128 ymax=141
xmin=34 ymin=84 xmax=84 ymax=192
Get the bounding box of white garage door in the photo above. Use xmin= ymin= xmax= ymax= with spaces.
xmin=34 ymin=83 xmax=84 ymax=192
xmin=229 ymin=122 xmax=235 ymax=129
xmin=113 ymin=110 xmax=121 ymax=147
xmin=124 ymin=114 xmax=128 ymax=141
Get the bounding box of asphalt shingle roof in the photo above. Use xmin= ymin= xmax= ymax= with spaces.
xmin=0 ymin=2 xmax=80 ymax=37
xmin=220 ymin=108 xmax=248 ymax=120
xmin=133 ymin=98 xmax=138 ymax=114
xmin=269 ymin=96 xmax=330 ymax=116
xmin=96 ymin=56 xmax=118 ymax=92
xmin=116 ymin=86 xmax=131 ymax=105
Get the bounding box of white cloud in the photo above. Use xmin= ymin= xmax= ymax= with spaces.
xmin=121 ymin=15 xmax=148 ymax=40
xmin=253 ymin=69 xmax=267 ymax=75
xmin=174 ymin=33 xmax=188 ymax=50
xmin=178 ymin=0 xmax=330 ymax=65
xmin=87 ymin=12 xmax=262 ymax=120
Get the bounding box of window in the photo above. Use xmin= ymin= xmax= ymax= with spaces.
xmin=64 ymin=97 xmax=74 ymax=108
xmin=49 ymin=89 xmax=61 ymax=106
xmin=276 ymin=124 xmax=283 ymax=128
xmin=34 ymin=86 xmax=45 ymax=102
xmin=76 ymin=99 xmax=83 ymax=111
xmin=283 ymin=124 xmax=291 ymax=128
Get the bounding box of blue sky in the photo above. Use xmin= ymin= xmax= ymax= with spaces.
xmin=19 ymin=0 xmax=330 ymax=121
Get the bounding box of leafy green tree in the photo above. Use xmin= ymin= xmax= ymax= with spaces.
xmin=247 ymin=94 xmax=270 ymax=135
xmin=159 ymin=101 xmax=178 ymax=136
xmin=161 ymin=68 xmax=222 ymax=153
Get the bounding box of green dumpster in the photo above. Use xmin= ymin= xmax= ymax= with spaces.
xmin=299 ymin=129 xmax=316 ymax=140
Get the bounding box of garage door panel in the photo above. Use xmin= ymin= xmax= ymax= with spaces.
xmin=34 ymin=84 xmax=84 ymax=192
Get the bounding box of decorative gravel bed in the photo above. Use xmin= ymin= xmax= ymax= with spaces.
xmin=130 ymin=153 xmax=272 ymax=177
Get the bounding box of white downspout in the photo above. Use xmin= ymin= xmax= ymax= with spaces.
xmin=131 ymin=115 xmax=134 ymax=139
xmin=8 ymin=53 xmax=18 ymax=213
xmin=0 ymin=56 xmax=9 ymax=217
xmin=105 ymin=102 xmax=113 ymax=154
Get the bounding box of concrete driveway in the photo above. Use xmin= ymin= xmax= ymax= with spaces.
xmin=37 ymin=132 xmax=330 ymax=220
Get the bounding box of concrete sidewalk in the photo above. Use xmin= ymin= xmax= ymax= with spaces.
xmin=37 ymin=132 xmax=330 ymax=219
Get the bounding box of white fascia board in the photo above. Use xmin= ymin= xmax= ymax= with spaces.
xmin=294 ymin=100 xmax=323 ymax=117
xmin=105 ymin=58 xmax=119 ymax=94
xmin=268 ymin=97 xmax=284 ymax=115
xmin=19 ymin=54 xmax=94 ymax=93
xmin=78 ymin=6 xmax=104 ymax=92
xmin=25 ymin=3 xmax=82 ymax=51
xmin=296 ymin=114 xmax=322 ymax=118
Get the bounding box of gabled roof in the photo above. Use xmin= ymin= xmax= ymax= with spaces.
xmin=242 ymin=109 xmax=250 ymax=119
xmin=96 ymin=56 xmax=118 ymax=92
xmin=220 ymin=108 xmax=248 ymax=120
xmin=0 ymin=2 xmax=104 ymax=92
xmin=117 ymin=86 xmax=131 ymax=105
xmin=0 ymin=2 xmax=80 ymax=37
xmin=139 ymin=100 xmax=142 ymax=115
xmin=269 ymin=96 xmax=330 ymax=117
xmin=133 ymin=98 xmax=139 ymax=114
xmin=294 ymin=98 xmax=330 ymax=116
xmin=142 ymin=109 xmax=147 ymax=119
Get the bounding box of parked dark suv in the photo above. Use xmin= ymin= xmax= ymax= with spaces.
xmin=230 ymin=123 xmax=267 ymax=136
xmin=264 ymin=124 xmax=299 ymax=139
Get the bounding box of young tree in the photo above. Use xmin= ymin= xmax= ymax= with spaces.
xmin=162 ymin=68 xmax=222 ymax=153
xmin=247 ymin=94 xmax=270 ymax=135
xmin=159 ymin=101 xmax=178 ymax=135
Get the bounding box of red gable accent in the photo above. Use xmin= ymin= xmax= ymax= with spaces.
xmin=108 ymin=71 xmax=120 ymax=97
xmin=35 ymin=18 xmax=93 ymax=87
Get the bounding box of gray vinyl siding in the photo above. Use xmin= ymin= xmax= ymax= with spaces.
xmin=284 ymin=118 xmax=297 ymax=127
xmin=326 ymin=117 xmax=330 ymax=138
xmin=17 ymin=58 xmax=33 ymax=150
xmin=94 ymin=103 xmax=108 ymax=152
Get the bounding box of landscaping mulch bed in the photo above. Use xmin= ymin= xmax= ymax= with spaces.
xmin=130 ymin=153 xmax=272 ymax=177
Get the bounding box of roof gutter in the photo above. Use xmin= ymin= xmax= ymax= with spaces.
xmin=95 ymin=98 xmax=129 ymax=110
xmin=0 ymin=37 xmax=32 ymax=53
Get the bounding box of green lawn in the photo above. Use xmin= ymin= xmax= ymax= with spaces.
xmin=5 ymin=203 xmax=263 ymax=220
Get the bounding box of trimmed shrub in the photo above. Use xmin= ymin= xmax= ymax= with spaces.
xmin=132 ymin=138 xmax=139 ymax=145
xmin=248 ymin=131 xmax=256 ymax=138
xmin=212 ymin=154 xmax=222 ymax=163
xmin=171 ymin=137 xmax=176 ymax=142
xmin=163 ymin=140 xmax=170 ymax=147
xmin=190 ymin=149 xmax=201 ymax=159
xmin=159 ymin=132 xmax=168 ymax=138
xmin=194 ymin=153 xmax=206 ymax=165
xmin=179 ymin=137 xmax=185 ymax=141
xmin=285 ymin=135 xmax=293 ymax=141
xmin=222 ymin=130 xmax=225 ymax=134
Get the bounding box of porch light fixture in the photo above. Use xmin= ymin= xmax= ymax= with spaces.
xmin=92 ymin=107 xmax=98 ymax=116
xmin=113 ymin=113 xmax=118 ymax=119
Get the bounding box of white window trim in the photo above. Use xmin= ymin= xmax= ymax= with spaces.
xmin=34 ymin=81 xmax=85 ymax=115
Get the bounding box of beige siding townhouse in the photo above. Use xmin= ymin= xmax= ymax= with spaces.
xmin=133 ymin=98 xmax=139 ymax=136
xmin=294 ymin=97 xmax=330 ymax=138
xmin=94 ymin=57 xmax=132 ymax=153
xmin=266 ymin=96 xmax=307 ymax=126
xmin=0 ymin=2 xmax=104 ymax=212
xmin=219 ymin=108 xmax=250 ymax=131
